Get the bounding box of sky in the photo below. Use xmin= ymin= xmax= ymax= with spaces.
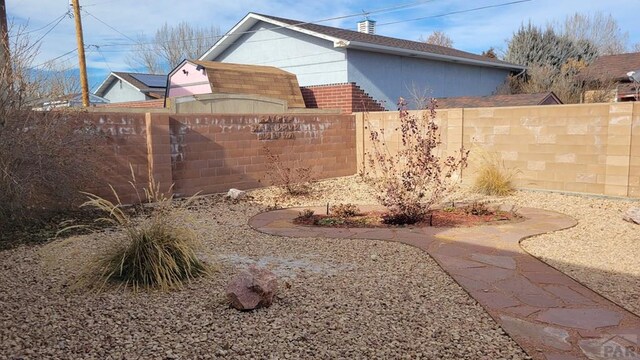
xmin=6 ymin=0 xmax=640 ymax=92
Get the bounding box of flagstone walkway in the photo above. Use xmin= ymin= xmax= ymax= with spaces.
xmin=249 ymin=206 xmax=640 ymax=360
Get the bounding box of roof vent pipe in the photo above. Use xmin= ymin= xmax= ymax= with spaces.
xmin=357 ymin=19 xmax=376 ymax=34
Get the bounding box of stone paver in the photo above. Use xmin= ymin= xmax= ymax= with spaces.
xmin=249 ymin=206 xmax=640 ymax=360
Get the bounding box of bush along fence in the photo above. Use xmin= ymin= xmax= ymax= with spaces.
xmin=356 ymin=102 xmax=640 ymax=198
xmin=88 ymin=112 xmax=356 ymax=203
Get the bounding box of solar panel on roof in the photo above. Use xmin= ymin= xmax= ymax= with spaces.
xmin=130 ymin=73 xmax=167 ymax=88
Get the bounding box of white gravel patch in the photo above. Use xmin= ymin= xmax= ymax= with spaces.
xmin=1 ymin=183 xmax=528 ymax=359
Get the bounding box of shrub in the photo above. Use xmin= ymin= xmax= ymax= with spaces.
xmin=0 ymin=109 xmax=103 ymax=220
xmin=464 ymin=201 xmax=491 ymax=216
xmin=262 ymin=146 xmax=315 ymax=196
xmin=298 ymin=209 xmax=315 ymax=219
xmin=77 ymin=179 xmax=209 ymax=291
xmin=472 ymin=152 xmax=519 ymax=196
xmin=361 ymin=97 xmax=469 ymax=224
xmin=0 ymin=22 xmax=102 ymax=222
xmin=331 ymin=203 xmax=360 ymax=218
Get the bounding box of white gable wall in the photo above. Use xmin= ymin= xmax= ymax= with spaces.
xmin=101 ymin=79 xmax=147 ymax=103
xmin=214 ymin=22 xmax=348 ymax=86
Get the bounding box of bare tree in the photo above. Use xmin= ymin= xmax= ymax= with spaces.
xmin=481 ymin=47 xmax=497 ymax=59
xmin=0 ymin=21 xmax=102 ymax=221
xmin=127 ymin=21 xmax=221 ymax=74
xmin=421 ymin=30 xmax=453 ymax=48
xmin=555 ymin=12 xmax=628 ymax=55
xmin=633 ymin=43 xmax=640 ymax=53
xmin=126 ymin=33 xmax=162 ymax=74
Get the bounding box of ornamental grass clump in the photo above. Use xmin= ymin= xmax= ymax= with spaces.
xmin=76 ymin=176 xmax=209 ymax=292
xmin=472 ymin=152 xmax=519 ymax=196
xmin=361 ymin=97 xmax=469 ymax=224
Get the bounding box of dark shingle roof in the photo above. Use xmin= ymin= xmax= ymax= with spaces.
xmin=579 ymin=52 xmax=640 ymax=83
xmin=190 ymin=61 xmax=306 ymax=108
xmin=112 ymin=72 xmax=167 ymax=90
xmin=254 ymin=13 xmax=520 ymax=69
xmin=435 ymin=92 xmax=562 ymax=109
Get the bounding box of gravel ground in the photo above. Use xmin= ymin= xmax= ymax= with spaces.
xmin=255 ymin=176 xmax=640 ymax=316
xmin=509 ymin=190 xmax=640 ymax=316
xmin=1 ymin=177 xmax=528 ymax=359
xmin=2 ymin=175 xmax=638 ymax=359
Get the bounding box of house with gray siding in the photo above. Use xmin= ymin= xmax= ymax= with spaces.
xmin=200 ymin=13 xmax=525 ymax=111
xmin=94 ymin=72 xmax=167 ymax=104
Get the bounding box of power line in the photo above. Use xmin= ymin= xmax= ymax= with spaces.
xmin=88 ymin=44 xmax=112 ymax=72
xmin=28 ymin=10 xmax=69 ymax=50
xmin=11 ymin=11 xmax=69 ymax=37
xmin=377 ymin=0 xmax=534 ymax=26
xmin=93 ymin=0 xmax=439 ymax=49
xmin=32 ymin=48 xmax=77 ymax=68
xmin=86 ymin=0 xmax=532 ymax=52
xmin=32 ymin=0 xmax=532 ymax=73
xmin=82 ymin=9 xmax=137 ymax=43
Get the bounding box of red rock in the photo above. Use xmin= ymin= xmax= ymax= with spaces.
xmin=226 ymin=266 xmax=278 ymax=311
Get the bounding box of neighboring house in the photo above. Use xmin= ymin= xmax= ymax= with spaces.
xmin=435 ymin=92 xmax=562 ymax=109
xmin=32 ymin=93 xmax=109 ymax=111
xmin=95 ymin=99 xmax=166 ymax=109
xmin=199 ymin=13 xmax=525 ymax=112
xmin=167 ymin=60 xmax=306 ymax=108
xmin=94 ymin=72 xmax=167 ymax=103
xmin=579 ymin=52 xmax=640 ymax=102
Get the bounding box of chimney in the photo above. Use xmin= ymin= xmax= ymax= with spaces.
xmin=357 ymin=19 xmax=376 ymax=34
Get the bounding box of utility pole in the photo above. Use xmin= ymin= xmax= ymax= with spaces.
xmin=0 ymin=0 xmax=10 ymax=89
xmin=0 ymin=0 xmax=8 ymax=128
xmin=71 ymin=0 xmax=89 ymax=107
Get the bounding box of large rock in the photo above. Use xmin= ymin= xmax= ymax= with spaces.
xmin=226 ymin=188 xmax=247 ymax=200
xmin=226 ymin=266 xmax=278 ymax=311
xmin=623 ymin=207 xmax=640 ymax=225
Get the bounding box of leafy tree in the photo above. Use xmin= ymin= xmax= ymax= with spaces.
xmin=421 ymin=30 xmax=453 ymax=48
xmin=502 ymin=22 xmax=600 ymax=104
xmin=504 ymin=22 xmax=597 ymax=68
xmin=127 ymin=22 xmax=221 ymax=74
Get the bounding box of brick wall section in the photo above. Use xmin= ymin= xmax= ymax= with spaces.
xmin=358 ymin=103 xmax=640 ymax=198
xmin=168 ymin=113 xmax=356 ymax=196
xmin=80 ymin=112 xmax=356 ymax=203
xmin=301 ymin=83 xmax=385 ymax=113
xmin=85 ymin=112 xmax=151 ymax=204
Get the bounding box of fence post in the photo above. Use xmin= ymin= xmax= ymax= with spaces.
xmin=145 ymin=113 xmax=173 ymax=196
xmin=604 ymin=103 xmax=633 ymax=197
xmin=355 ymin=112 xmax=366 ymax=174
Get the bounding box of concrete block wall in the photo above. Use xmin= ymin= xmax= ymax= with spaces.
xmin=89 ymin=112 xmax=152 ymax=204
xmin=357 ymin=103 xmax=640 ymax=198
xmin=87 ymin=112 xmax=356 ymax=202
xmin=629 ymin=103 xmax=640 ymax=197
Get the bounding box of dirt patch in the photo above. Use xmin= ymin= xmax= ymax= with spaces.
xmin=294 ymin=203 xmax=523 ymax=228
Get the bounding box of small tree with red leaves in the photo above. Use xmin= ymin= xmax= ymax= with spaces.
xmin=361 ymin=98 xmax=469 ymax=224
